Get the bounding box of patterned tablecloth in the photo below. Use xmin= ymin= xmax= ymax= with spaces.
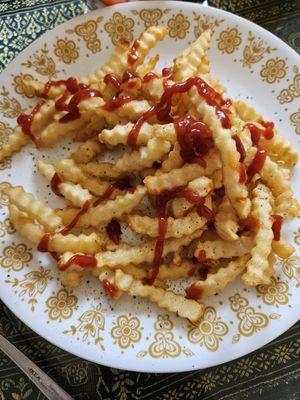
xmin=0 ymin=1 xmax=299 ymax=399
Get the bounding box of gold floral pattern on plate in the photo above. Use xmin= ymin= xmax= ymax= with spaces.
xmin=193 ymin=12 xmax=224 ymax=38
xmin=256 ymin=277 xmax=290 ymax=307
xmin=63 ymin=304 xmax=105 ymax=350
xmin=0 ymin=121 xmax=12 ymax=149
xmin=12 ymin=73 xmax=36 ymax=99
xmin=240 ymin=31 xmax=276 ymax=68
xmin=5 ymin=267 xmax=51 ymax=311
xmin=131 ymin=8 xmax=170 ymax=28
xmin=290 ymin=109 xmax=300 ymax=135
xmin=282 ymin=256 xmax=300 ymax=287
xmin=54 ymin=38 xmax=79 ymax=65
xmin=104 ymin=12 xmax=134 ymax=46
xmin=45 ymin=288 xmax=77 ymax=322
xmin=66 ymin=17 xmax=103 ymax=54
xmin=0 ymin=181 xmax=11 ymax=208
xmin=0 ymin=243 xmax=32 ymax=272
xmin=0 ymin=86 xmax=24 ymax=118
xmin=188 ymin=306 xmax=228 ymax=351
xmin=137 ymin=314 xmax=194 ymax=358
xmin=0 ymin=218 xmax=15 ymax=237
xmin=260 ymin=57 xmax=287 ymax=84
xmin=277 ymin=66 xmax=300 ymax=104
xmin=229 ymin=293 xmax=268 ymax=337
xmin=111 ymin=315 xmax=142 ymax=349
xmin=217 ymin=27 xmax=242 ymax=54
xmin=21 ymin=43 xmax=56 ymax=79
xmin=168 ymin=13 xmax=190 ymax=40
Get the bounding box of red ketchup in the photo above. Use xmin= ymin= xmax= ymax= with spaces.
xmin=59 ymin=88 xmax=102 ymax=123
xmin=142 ymin=72 xmax=159 ymax=83
xmin=197 ymin=205 xmax=214 ymax=221
xmin=59 ymin=200 xmax=91 ymax=236
xmin=247 ymin=148 xmax=267 ymax=182
xmin=37 ymin=233 xmax=51 ymax=252
xmin=232 ymin=134 xmax=246 ymax=162
xmin=43 ymin=77 xmax=85 ymax=96
xmin=185 ymin=284 xmax=203 ymax=300
xmin=197 ymin=250 xmax=206 ymax=262
xmin=246 ymin=121 xmax=274 ymax=146
xmin=162 ymin=66 xmax=174 ymax=78
xmin=128 ymin=38 xmax=140 ymax=65
xmin=174 ymin=116 xmax=213 ymax=165
xmin=102 ymin=279 xmax=118 ymax=299
xmin=271 ymin=214 xmax=283 ymax=241
xmin=102 ymin=95 xmax=132 ymax=112
xmin=122 ymin=71 xmax=138 ymax=82
xmin=59 ymin=254 xmax=97 ymax=271
xmin=127 ymin=76 xmax=231 ymax=149
xmin=50 ymin=173 xmax=63 ymax=197
xmin=17 ymin=100 xmax=45 ymax=145
xmin=106 ymin=219 xmax=122 ymax=244
xmin=104 ymin=74 xmax=121 ymax=89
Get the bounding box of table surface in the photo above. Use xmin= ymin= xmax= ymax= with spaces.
xmin=0 ymin=0 xmax=299 ymax=399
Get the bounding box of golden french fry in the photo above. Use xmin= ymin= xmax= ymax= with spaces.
xmin=160 ymin=142 xmax=183 ymax=173
xmin=80 ymin=162 xmax=121 ymax=179
xmin=71 ymin=139 xmax=103 ymax=164
xmin=195 ymin=236 xmax=253 ymax=260
xmin=114 ymin=269 xmax=204 ymax=323
xmin=272 ymin=239 xmax=295 ymax=259
xmin=215 ymin=196 xmax=239 ymax=241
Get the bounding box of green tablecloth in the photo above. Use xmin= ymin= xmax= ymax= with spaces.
xmin=0 ymin=1 xmax=299 ymax=399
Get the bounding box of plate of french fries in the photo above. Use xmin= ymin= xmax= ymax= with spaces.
xmin=0 ymin=1 xmax=299 ymax=372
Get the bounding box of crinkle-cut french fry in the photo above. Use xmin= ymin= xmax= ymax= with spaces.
xmin=71 ymin=139 xmax=102 ymax=164
xmin=59 ymin=269 xmax=82 ymax=288
xmin=114 ymin=138 xmax=171 ymax=173
xmin=160 ymin=142 xmax=183 ymax=173
xmin=136 ymin=55 xmax=159 ymax=77
xmin=99 ymin=122 xmax=176 ymax=147
xmin=190 ymin=255 xmax=250 ymax=297
xmin=9 ymin=205 xmax=43 ymax=245
xmin=9 ymin=205 xmax=101 ymax=253
xmin=139 ymin=167 xmax=156 ymax=179
xmin=236 ymin=101 xmax=298 ymax=168
xmin=215 ymin=196 xmax=239 ymax=241
xmin=141 ymin=77 xmax=165 ymax=101
xmin=128 ymin=26 xmax=168 ymax=69
xmin=98 ymin=267 xmax=124 ymax=299
xmin=144 ymin=149 xmax=221 ymax=194
xmin=38 ymin=116 xmax=87 ymax=147
xmin=128 ymin=210 xmax=207 ymax=238
xmin=211 ymin=169 xmax=223 ymax=189
xmin=190 ymin=87 xmax=250 ymax=219
xmin=80 ymin=162 xmax=121 ymax=179
xmin=37 ymin=160 xmax=93 ymax=207
xmin=75 ymin=186 xmax=147 ymax=227
xmin=4 ymin=186 xmax=62 ymax=232
xmin=114 ymin=269 xmax=204 ymax=323
xmin=98 ymin=99 xmax=152 ymax=125
xmin=171 ymin=178 xmax=213 ymax=218
xmin=195 ymin=236 xmax=253 ymax=260
xmin=0 ymin=100 xmax=55 ymax=162
xmin=80 ymin=40 xmax=131 ymax=86
xmin=96 ymin=230 xmax=203 ymax=267
xmin=196 ymin=55 xmax=210 ymax=75
xmin=288 ymin=198 xmax=300 ymax=217
xmin=242 ymin=184 xmax=274 ymax=286
xmin=259 ymin=155 xmax=293 ymax=216
xmin=55 ymin=159 xmax=110 ymax=196
xmin=173 ymin=30 xmax=212 ymax=82
xmin=272 ymin=239 xmax=295 ymax=259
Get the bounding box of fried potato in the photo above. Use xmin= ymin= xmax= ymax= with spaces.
xmin=215 ymin=196 xmax=239 ymax=241
xmin=272 ymin=239 xmax=295 ymax=259
xmin=160 ymin=142 xmax=183 ymax=172
xmin=80 ymin=162 xmax=121 ymax=179
xmin=195 ymin=236 xmax=253 ymax=260
xmin=71 ymin=139 xmax=102 ymax=164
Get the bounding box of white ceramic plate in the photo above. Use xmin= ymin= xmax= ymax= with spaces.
xmin=0 ymin=1 xmax=299 ymax=373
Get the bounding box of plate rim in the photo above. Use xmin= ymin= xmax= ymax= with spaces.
xmin=0 ymin=0 xmax=299 ymax=373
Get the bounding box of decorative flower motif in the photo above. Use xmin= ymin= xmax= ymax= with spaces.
xmin=256 ymin=277 xmax=289 ymax=307
xmin=282 ymin=256 xmax=300 ymax=287
xmin=229 ymin=293 xmax=249 ymax=312
xmin=0 ymin=243 xmax=32 ymax=272
xmin=260 ymin=58 xmax=287 ymax=84
xmin=154 ymin=314 xmax=173 ymax=331
xmin=290 ymin=110 xmax=300 ymax=135
xmin=104 ymin=12 xmax=134 ymax=46
xmin=45 ymin=289 xmax=77 ymax=321
xmin=0 ymin=86 xmax=24 ymax=118
xmin=217 ymin=28 xmax=242 ymax=54
xmin=22 ymin=44 xmax=56 ymax=78
xmin=277 ymin=67 xmax=300 ymax=103
xmin=0 ymin=122 xmax=12 ymax=150
xmin=237 ymin=306 xmax=268 ymax=336
xmin=168 ymin=13 xmax=190 ymax=40
xmin=240 ymin=32 xmax=275 ymax=68
xmin=193 ymin=12 xmax=224 ymax=38
xmin=54 ymin=39 xmax=79 ymax=64
xmin=71 ymin=18 xmax=103 ymax=54
xmin=13 ymin=73 xmax=35 ymax=98
xmin=188 ymin=307 xmax=228 ymax=351
xmin=111 ymin=315 xmax=141 ymax=349
xmin=0 ymin=182 xmax=11 ymax=208
xmin=134 ymin=8 xmax=164 ymax=28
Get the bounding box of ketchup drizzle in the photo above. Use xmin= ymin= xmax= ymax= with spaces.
xmin=17 ymin=100 xmax=45 ymax=145
xmin=162 ymin=67 xmax=174 ymax=78
xmin=246 ymin=121 xmax=274 ymax=146
xmin=102 ymin=279 xmax=118 ymax=299
xmin=247 ymin=148 xmax=267 ymax=182
xmin=271 ymin=214 xmax=283 ymax=241
xmin=43 ymin=77 xmax=85 ymax=96
xmin=59 ymin=254 xmax=97 ymax=271
xmin=186 ymin=284 xmax=203 ymax=300
xmin=128 ymin=38 xmax=140 ymax=65
xmin=232 ymin=134 xmax=246 ymax=162
xmin=50 ymin=173 xmax=63 ymax=197
xmin=142 ymin=72 xmax=159 ymax=83
xmin=102 ymin=95 xmax=132 ymax=112
xmin=104 ymin=73 xmax=121 ymax=89
xmin=106 ymin=219 xmax=122 ymax=244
